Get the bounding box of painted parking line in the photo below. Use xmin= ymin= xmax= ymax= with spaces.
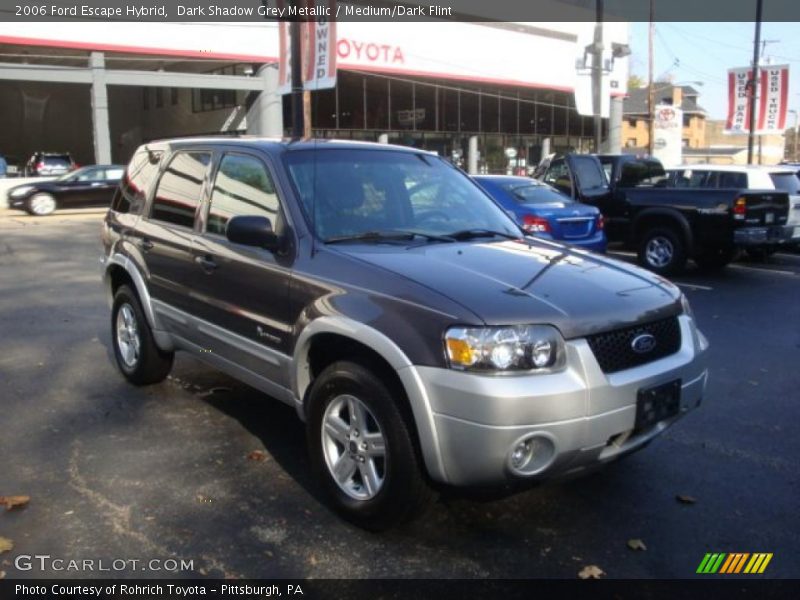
xmin=728 ymin=264 xmax=798 ymax=276
xmin=673 ymin=282 xmax=714 ymax=291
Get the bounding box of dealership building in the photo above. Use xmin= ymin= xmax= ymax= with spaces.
xmin=0 ymin=20 xmax=628 ymax=173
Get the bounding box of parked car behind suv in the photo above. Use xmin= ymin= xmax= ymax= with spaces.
xmin=23 ymin=152 xmax=76 ymax=177
xmin=102 ymin=138 xmax=709 ymax=530
xmin=8 ymin=164 xmax=124 ymax=215
xmin=665 ymin=164 xmax=800 ymax=250
xmin=473 ymin=175 xmax=607 ymax=253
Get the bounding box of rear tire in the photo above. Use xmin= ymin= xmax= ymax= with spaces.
xmin=637 ymin=227 xmax=687 ymax=275
xmin=111 ymin=285 xmax=173 ymax=386
xmin=307 ymin=360 xmax=433 ymax=531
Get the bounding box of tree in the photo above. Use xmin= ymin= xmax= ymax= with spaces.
xmin=628 ymin=74 xmax=645 ymax=89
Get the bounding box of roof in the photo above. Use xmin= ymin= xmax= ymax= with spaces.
xmin=623 ymin=85 xmax=706 ymax=116
xmin=145 ymin=137 xmax=435 ymax=155
xmin=667 ymin=163 xmax=797 ymax=173
xmin=682 ymin=147 xmax=745 ymax=157
xmin=473 ymin=175 xmax=541 ymax=184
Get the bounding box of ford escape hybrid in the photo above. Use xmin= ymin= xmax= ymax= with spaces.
xmin=102 ymin=138 xmax=709 ymax=530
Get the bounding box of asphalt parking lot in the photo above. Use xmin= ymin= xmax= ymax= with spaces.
xmin=1 ymin=209 xmax=798 ymax=579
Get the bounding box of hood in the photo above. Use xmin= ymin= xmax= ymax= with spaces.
xmin=332 ymin=239 xmax=681 ymax=339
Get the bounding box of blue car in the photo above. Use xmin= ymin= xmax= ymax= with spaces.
xmin=474 ymin=175 xmax=607 ymax=253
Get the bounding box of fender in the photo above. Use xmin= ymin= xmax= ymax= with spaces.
xmin=632 ymin=207 xmax=694 ymax=252
xmin=103 ymin=253 xmax=174 ymax=352
xmin=292 ymin=316 xmax=448 ymax=483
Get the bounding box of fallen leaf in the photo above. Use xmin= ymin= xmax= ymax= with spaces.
xmin=0 ymin=570 xmax=5 ymax=579
xmin=0 ymin=495 xmax=30 ymax=510
xmin=0 ymin=538 xmax=13 ymax=554
xmin=627 ymin=538 xmax=647 ymax=551
xmin=247 ymin=450 xmax=267 ymax=462
xmin=309 ymin=554 xmax=318 ymax=566
xmin=578 ymin=565 xmax=605 ymax=579
xmin=676 ymin=494 xmax=697 ymax=504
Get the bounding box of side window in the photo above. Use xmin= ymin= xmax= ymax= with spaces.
xmin=543 ymin=160 xmax=572 ymax=195
xmin=151 ymin=151 xmax=211 ymax=228
xmin=105 ymin=168 xmax=124 ymax=181
xmin=111 ymin=150 xmax=163 ymax=214
xmin=718 ymin=172 xmax=747 ymax=188
xmin=76 ymin=168 xmax=104 ymax=182
xmin=207 ymin=154 xmax=280 ymax=236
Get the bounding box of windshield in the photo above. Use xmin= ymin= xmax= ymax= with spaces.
xmin=284 ymin=149 xmax=521 ymax=241
xmin=769 ymin=172 xmax=800 ymax=195
xmin=502 ymin=183 xmax=572 ymax=205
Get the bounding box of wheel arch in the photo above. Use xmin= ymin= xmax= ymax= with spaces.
xmin=103 ymin=254 xmax=173 ymax=352
xmin=632 ymin=208 xmax=694 ymax=253
xmin=293 ymin=317 xmax=448 ymax=483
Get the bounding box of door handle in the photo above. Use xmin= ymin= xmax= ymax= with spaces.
xmin=139 ymin=238 xmax=154 ymax=251
xmin=195 ymin=255 xmax=218 ymax=272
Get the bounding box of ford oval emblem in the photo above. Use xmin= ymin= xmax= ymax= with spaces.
xmin=631 ymin=333 xmax=657 ymax=354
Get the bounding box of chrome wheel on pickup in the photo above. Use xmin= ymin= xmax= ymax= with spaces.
xmin=115 ymin=304 xmax=141 ymax=369
xmin=637 ymin=227 xmax=687 ymax=275
xmin=307 ymin=360 xmax=433 ymax=530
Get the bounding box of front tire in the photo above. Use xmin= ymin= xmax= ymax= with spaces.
xmin=111 ymin=285 xmax=173 ymax=385
xmin=637 ymin=227 xmax=687 ymax=275
xmin=26 ymin=193 xmax=57 ymax=216
xmin=307 ymin=360 xmax=433 ymax=530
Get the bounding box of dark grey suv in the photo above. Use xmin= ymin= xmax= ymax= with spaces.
xmin=102 ymin=138 xmax=709 ymax=530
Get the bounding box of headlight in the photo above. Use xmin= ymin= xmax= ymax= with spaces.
xmin=680 ymin=293 xmax=694 ymax=319
xmin=10 ymin=186 xmax=34 ymax=197
xmin=445 ymin=325 xmax=565 ymax=372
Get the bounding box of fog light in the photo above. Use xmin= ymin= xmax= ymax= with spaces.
xmin=507 ymin=433 xmax=557 ymax=476
xmin=511 ymin=441 xmax=533 ymax=469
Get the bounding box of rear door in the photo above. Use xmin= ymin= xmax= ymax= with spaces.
xmin=137 ymin=150 xmax=212 ymax=338
xmin=191 ymin=150 xmax=295 ymax=387
xmin=59 ymin=167 xmax=109 ymax=207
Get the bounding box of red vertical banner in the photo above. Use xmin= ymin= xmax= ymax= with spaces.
xmin=757 ymin=65 xmax=790 ymax=134
xmin=276 ymin=0 xmax=291 ymax=95
xmin=726 ymin=64 xmax=789 ymax=134
xmin=302 ymin=0 xmax=337 ymax=91
xmin=725 ymin=67 xmax=751 ymax=133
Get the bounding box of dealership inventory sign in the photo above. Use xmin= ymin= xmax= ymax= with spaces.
xmin=653 ymin=104 xmax=683 ymax=167
xmin=725 ymin=65 xmax=789 ymax=134
xmin=278 ymin=0 xmax=337 ymax=95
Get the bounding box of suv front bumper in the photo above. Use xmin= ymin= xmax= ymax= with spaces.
xmin=404 ymin=315 xmax=708 ymax=486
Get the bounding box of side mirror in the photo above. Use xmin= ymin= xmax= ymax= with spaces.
xmin=226 ymin=216 xmax=280 ymax=251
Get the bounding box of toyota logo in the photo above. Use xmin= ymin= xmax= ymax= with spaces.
xmin=631 ymin=333 xmax=657 ymax=354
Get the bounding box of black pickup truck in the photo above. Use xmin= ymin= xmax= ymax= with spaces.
xmin=537 ymin=153 xmax=790 ymax=274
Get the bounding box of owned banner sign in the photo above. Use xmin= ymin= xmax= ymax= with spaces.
xmin=278 ymin=0 xmax=337 ymax=94
xmin=726 ymin=64 xmax=789 ymax=134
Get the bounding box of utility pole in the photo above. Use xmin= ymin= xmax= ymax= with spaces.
xmin=289 ymin=3 xmax=304 ymax=139
xmin=747 ymin=0 xmax=763 ymax=164
xmin=647 ymin=0 xmax=655 ymax=156
xmin=591 ymin=0 xmax=604 ymax=152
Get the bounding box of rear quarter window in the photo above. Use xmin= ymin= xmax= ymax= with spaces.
xmin=769 ymin=172 xmax=800 ymax=194
xmin=111 ymin=150 xmax=163 ymax=214
xmin=150 ymin=151 xmax=211 ymax=228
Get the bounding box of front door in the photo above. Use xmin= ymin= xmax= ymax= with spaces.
xmin=191 ymin=151 xmax=295 ymax=388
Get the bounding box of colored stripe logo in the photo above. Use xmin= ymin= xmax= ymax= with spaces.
xmin=697 ymin=553 xmax=773 ymax=574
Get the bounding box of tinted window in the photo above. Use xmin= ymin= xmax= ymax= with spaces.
xmin=41 ymin=156 xmax=72 ymax=167
xmin=618 ymin=160 xmax=667 ymax=187
xmin=671 ymin=170 xmax=716 ymax=189
xmin=75 ymin=168 xmax=105 ymax=182
xmin=769 ymin=172 xmax=800 ymax=194
xmin=151 ymin=152 xmax=210 ymax=228
xmin=285 ymin=150 xmax=519 ymax=240
xmin=543 ymin=160 xmax=571 ymax=189
xmin=501 ymin=183 xmax=572 ymax=204
xmin=718 ymin=172 xmax=748 ymax=188
xmin=111 ymin=150 xmax=163 ymax=214
xmin=571 ymin=157 xmax=608 ymax=191
xmin=207 ymin=154 xmax=280 ymax=236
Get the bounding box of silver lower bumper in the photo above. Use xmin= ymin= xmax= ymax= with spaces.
xmin=734 ymin=225 xmax=792 ymax=245
xmin=405 ymin=315 xmax=709 ymax=486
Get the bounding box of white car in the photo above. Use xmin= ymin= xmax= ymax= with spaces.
xmin=665 ymin=164 xmax=800 ymax=245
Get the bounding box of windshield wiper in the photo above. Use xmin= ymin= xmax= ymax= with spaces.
xmin=324 ymin=231 xmax=414 ymax=244
xmin=324 ymin=230 xmax=457 ymax=245
xmin=445 ymin=228 xmax=521 ymax=241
